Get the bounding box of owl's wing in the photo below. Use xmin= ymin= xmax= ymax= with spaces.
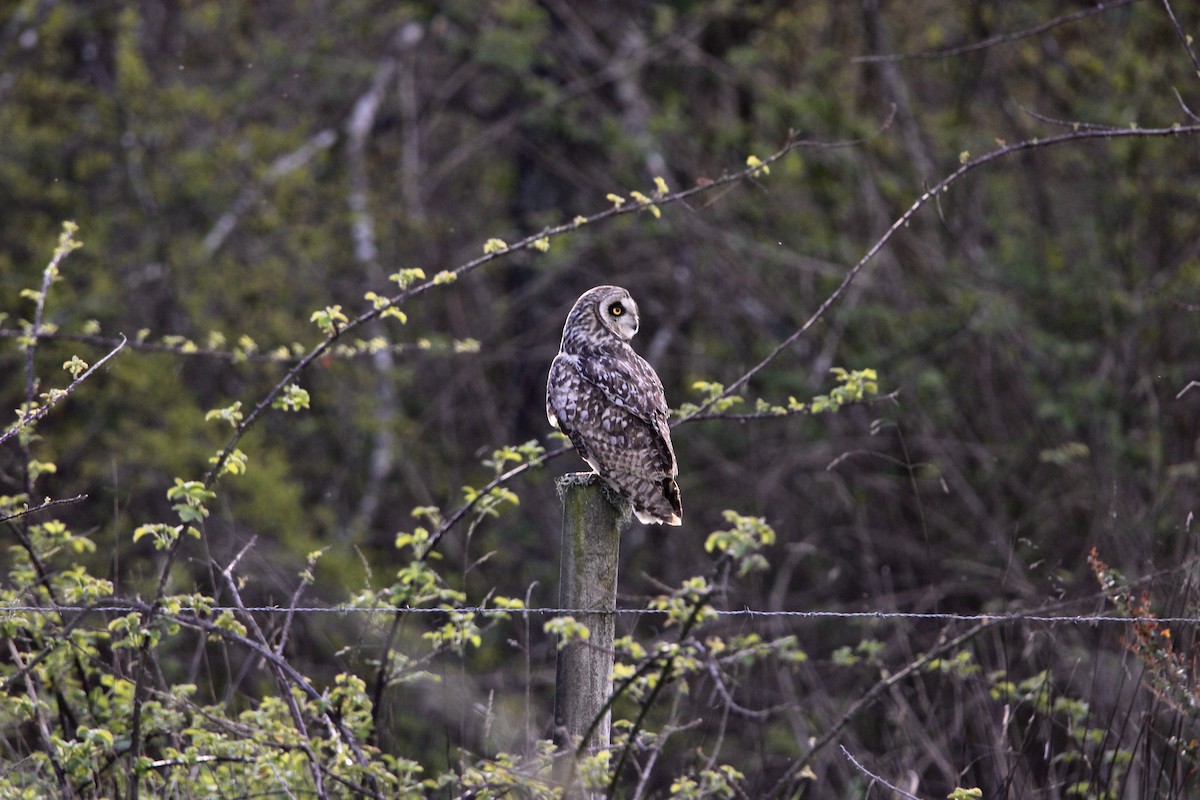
xmin=571 ymin=352 xmax=665 ymax=420
xmin=570 ymin=351 xmax=678 ymax=475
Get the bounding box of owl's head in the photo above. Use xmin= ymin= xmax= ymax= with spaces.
xmin=563 ymin=285 xmax=640 ymax=348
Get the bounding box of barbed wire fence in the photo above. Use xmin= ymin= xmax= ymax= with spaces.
xmin=3 ymin=603 xmax=1193 ymax=626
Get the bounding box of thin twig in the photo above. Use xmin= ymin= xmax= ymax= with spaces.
xmin=839 ymin=745 xmax=923 ymax=800
xmin=0 ymin=493 xmax=87 ymax=524
xmin=202 ymin=128 xmax=338 ymax=255
xmin=704 ymin=657 xmax=770 ymax=719
xmin=1172 ymin=87 xmax=1200 ymax=122
xmin=220 ymin=542 xmax=331 ymax=799
xmin=851 ymin=0 xmax=1137 ymax=63
xmin=201 ymin=114 xmax=895 ymax=490
xmin=276 ymin=553 xmax=316 ymax=657
xmin=1177 ymin=381 xmax=1200 ymax=399
xmin=0 ymin=327 xmax=473 ymax=363
xmin=0 ymin=336 xmax=126 ymax=448
xmin=1015 ymin=101 xmax=1116 ymax=131
xmin=1161 ymin=0 xmax=1200 ymax=79
xmin=6 ymin=639 xmax=71 ymax=796
xmin=604 ymin=578 xmax=719 ymax=796
xmin=681 ymin=122 xmax=1200 ymax=424
xmin=768 ymin=621 xmax=994 ymax=798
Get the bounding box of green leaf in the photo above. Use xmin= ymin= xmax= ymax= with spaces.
xmin=544 ymin=616 xmax=590 ymax=649
xmin=204 ymin=401 xmax=243 ymax=427
xmin=62 ymin=355 xmax=89 ymax=378
xmin=271 ymin=384 xmax=310 ymax=412
xmin=948 ymin=789 xmax=982 ymax=800
xmin=389 ymin=267 xmax=426 ymax=288
xmin=310 ymin=305 xmax=349 ymax=335
xmin=746 ymin=154 xmax=770 ymax=176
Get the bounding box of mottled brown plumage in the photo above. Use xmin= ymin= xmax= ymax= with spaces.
xmin=546 ymin=286 xmax=682 ymax=525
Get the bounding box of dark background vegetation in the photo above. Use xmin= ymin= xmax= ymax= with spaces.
xmin=3 ymin=0 xmax=1200 ymax=797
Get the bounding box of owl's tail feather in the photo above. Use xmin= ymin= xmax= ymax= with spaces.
xmin=621 ymin=474 xmax=683 ymax=526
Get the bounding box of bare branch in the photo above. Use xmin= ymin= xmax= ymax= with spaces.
xmin=0 ymin=493 xmax=87 ymax=525
xmin=1161 ymin=0 xmax=1200 ymax=80
xmin=704 ymin=657 xmax=770 ymax=720
xmin=768 ymin=621 xmax=993 ymax=798
xmin=5 ymin=639 xmax=71 ymax=796
xmin=839 ymin=745 xmax=924 ymax=800
xmin=852 ymin=0 xmax=1137 ymax=63
xmin=682 ymin=123 xmax=1200 ymax=424
xmin=1173 ymin=86 xmax=1200 ymax=122
xmin=200 ymin=114 xmax=894 ymax=490
xmin=202 ymin=129 xmax=337 ymax=256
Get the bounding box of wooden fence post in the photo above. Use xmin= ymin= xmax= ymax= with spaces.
xmin=553 ymin=473 xmax=625 ymax=789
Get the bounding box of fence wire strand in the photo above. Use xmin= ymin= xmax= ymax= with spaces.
xmin=1 ymin=603 xmax=1194 ymax=626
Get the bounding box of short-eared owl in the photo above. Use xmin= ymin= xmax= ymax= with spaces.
xmin=546 ymin=285 xmax=683 ymax=526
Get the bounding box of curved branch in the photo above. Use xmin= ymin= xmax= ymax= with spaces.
xmin=851 ymin=0 xmax=1137 ymax=63
xmin=681 ymin=123 xmax=1200 ymax=423
xmin=767 ymin=621 xmax=994 ymax=798
xmin=1161 ymin=0 xmax=1200 ymax=80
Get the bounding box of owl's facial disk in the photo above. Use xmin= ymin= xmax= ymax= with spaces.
xmin=602 ymin=295 xmax=639 ymax=340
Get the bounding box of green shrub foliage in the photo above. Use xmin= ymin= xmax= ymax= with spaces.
xmin=4 ymin=2 xmax=1200 ymax=797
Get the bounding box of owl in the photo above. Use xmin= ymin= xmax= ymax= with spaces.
xmin=547 ymin=285 xmax=683 ymax=526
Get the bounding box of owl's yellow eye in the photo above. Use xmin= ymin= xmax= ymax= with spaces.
xmin=609 ymin=303 xmax=624 ymax=317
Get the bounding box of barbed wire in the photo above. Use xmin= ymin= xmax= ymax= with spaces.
xmin=0 ymin=603 xmax=1193 ymax=626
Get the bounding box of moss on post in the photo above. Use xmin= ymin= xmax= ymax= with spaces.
xmin=553 ymin=473 xmax=627 ymax=768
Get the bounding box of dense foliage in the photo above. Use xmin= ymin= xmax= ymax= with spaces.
xmin=3 ymin=1 xmax=1200 ymax=797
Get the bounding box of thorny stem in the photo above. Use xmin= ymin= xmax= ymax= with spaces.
xmin=0 ymin=326 xmax=466 ymax=363
xmin=767 ymin=620 xmax=995 ymax=798
xmin=602 ymin=577 xmax=717 ymax=797
xmin=7 ymin=639 xmax=71 ymax=797
xmin=0 ymin=337 xmax=126 ymax=449
xmin=201 ymin=112 xmax=895 ymax=492
xmin=680 ymin=122 xmax=1200 ymax=424
xmin=3 ymin=234 xmax=118 ymax=780
xmin=364 ymin=120 xmax=1200 ymax=580
xmin=431 ymin=123 xmax=1200 ymax=556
